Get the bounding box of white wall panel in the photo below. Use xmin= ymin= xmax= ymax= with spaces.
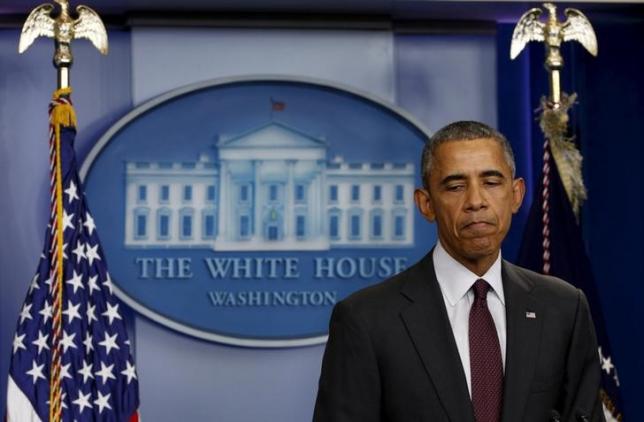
xmin=130 ymin=26 xmax=396 ymax=421
xmin=395 ymin=34 xmax=497 ymax=133
xmin=132 ymin=28 xmax=396 ymax=105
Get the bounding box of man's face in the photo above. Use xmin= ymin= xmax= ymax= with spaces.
xmin=414 ymin=138 xmax=525 ymax=270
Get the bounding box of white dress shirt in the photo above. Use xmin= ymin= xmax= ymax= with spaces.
xmin=432 ymin=240 xmax=507 ymax=397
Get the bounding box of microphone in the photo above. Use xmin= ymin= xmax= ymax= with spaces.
xmin=550 ymin=410 xmax=561 ymax=422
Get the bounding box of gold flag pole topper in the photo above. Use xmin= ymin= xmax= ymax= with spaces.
xmin=18 ymin=2 xmax=107 ymax=422
xmin=510 ymin=2 xmax=597 ymax=219
xmin=19 ymin=0 xmax=108 ymax=89
xmin=510 ymin=2 xmax=597 ymax=109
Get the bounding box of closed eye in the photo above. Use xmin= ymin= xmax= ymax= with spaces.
xmin=445 ymin=184 xmax=465 ymax=192
xmin=441 ymin=174 xmax=467 ymax=191
xmin=484 ymin=179 xmax=502 ymax=186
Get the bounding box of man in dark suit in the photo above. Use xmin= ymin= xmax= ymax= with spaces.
xmin=313 ymin=121 xmax=604 ymax=422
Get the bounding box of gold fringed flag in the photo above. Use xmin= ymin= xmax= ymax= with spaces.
xmin=5 ymin=89 xmax=140 ymax=422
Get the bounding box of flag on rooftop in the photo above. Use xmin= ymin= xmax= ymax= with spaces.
xmin=271 ymin=97 xmax=286 ymax=112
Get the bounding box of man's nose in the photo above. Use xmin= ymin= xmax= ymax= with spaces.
xmin=464 ymin=184 xmax=487 ymax=211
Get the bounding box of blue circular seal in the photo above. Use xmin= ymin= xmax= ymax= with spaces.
xmin=80 ymin=76 xmax=435 ymax=347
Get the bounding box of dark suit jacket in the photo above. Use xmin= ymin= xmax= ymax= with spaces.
xmin=313 ymin=252 xmax=604 ymax=422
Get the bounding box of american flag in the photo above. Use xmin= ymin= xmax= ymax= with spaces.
xmin=6 ymin=91 xmax=139 ymax=421
xmin=517 ymin=97 xmax=623 ymax=421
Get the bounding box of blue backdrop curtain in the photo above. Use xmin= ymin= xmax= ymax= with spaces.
xmin=496 ymin=20 xmax=644 ymax=421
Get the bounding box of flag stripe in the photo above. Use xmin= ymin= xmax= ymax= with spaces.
xmin=6 ymin=376 xmax=42 ymax=422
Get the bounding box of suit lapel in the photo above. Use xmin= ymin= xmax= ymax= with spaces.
xmin=399 ymin=254 xmax=475 ymax=422
xmin=500 ymin=261 xmax=544 ymax=422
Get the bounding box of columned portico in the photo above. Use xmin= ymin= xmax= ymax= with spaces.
xmin=125 ymin=121 xmax=415 ymax=251
xmin=285 ymin=160 xmax=295 ymax=241
xmin=253 ymin=160 xmax=261 ymax=242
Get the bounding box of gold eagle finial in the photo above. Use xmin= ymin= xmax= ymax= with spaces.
xmin=511 ymin=3 xmax=597 ymax=61
xmin=19 ymin=0 xmax=108 ymax=68
xmin=510 ymin=2 xmax=597 ymax=108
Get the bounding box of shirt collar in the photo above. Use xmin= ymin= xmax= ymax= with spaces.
xmin=433 ymin=240 xmax=505 ymax=306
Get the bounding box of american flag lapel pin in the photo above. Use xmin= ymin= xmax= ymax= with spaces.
xmin=526 ymin=311 xmax=537 ymax=319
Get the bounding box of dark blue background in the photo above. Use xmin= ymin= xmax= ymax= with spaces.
xmin=497 ymin=22 xmax=644 ymax=420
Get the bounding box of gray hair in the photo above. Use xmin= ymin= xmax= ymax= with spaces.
xmin=420 ymin=121 xmax=516 ymax=189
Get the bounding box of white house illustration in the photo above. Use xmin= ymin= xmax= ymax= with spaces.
xmin=124 ymin=122 xmax=415 ymax=251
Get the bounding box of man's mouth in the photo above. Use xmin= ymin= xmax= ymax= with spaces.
xmin=462 ymin=221 xmax=495 ymax=232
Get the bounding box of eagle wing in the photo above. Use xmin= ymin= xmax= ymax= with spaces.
xmin=18 ymin=4 xmax=55 ymax=53
xmin=73 ymin=5 xmax=108 ymax=54
xmin=562 ymin=8 xmax=598 ymax=56
xmin=510 ymin=8 xmax=545 ymax=60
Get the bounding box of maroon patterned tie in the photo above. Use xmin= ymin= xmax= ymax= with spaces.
xmin=469 ymin=279 xmax=503 ymax=422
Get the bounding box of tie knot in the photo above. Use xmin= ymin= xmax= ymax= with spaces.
xmin=473 ymin=279 xmax=490 ymax=300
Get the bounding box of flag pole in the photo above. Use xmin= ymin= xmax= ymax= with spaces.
xmin=18 ymin=2 xmax=108 ymax=421
xmin=510 ymin=1 xmax=597 ymax=252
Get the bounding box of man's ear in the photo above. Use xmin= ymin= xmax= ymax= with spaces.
xmin=511 ymin=177 xmax=526 ymax=214
xmin=414 ymin=188 xmax=436 ymax=222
